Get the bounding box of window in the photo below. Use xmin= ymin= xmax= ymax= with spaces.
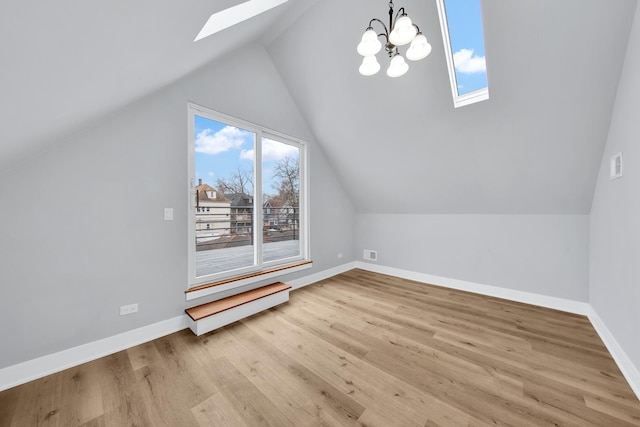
xmin=187 ymin=103 xmax=310 ymax=288
xmin=436 ymin=0 xmax=489 ymax=108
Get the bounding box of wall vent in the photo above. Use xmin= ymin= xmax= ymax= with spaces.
xmin=363 ymin=249 xmax=377 ymax=262
xmin=610 ymin=152 xmax=623 ymax=180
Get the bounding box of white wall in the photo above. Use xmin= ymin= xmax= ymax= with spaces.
xmin=357 ymin=214 xmax=589 ymax=301
xmin=0 ymin=44 xmax=356 ymax=369
xmin=590 ymin=3 xmax=640 ymax=369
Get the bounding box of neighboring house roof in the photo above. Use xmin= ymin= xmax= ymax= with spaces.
xmin=195 ymin=180 xmax=230 ymax=204
xmin=225 ymin=193 xmax=253 ymax=207
xmin=264 ymin=196 xmax=290 ymax=209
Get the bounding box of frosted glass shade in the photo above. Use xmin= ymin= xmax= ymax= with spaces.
xmin=357 ymin=29 xmax=382 ymax=56
xmin=406 ymin=33 xmax=432 ymax=61
xmin=359 ymin=55 xmax=381 ymax=76
xmin=386 ymin=54 xmax=409 ymax=77
xmin=389 ymin=15 xmax=417 ymax=46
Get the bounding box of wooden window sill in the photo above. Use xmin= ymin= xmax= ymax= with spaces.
xmin=185 ymin=260 xmax=312 ymax=301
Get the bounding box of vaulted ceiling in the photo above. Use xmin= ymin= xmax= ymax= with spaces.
xmin=0 ymin=0 xmax=637 ymax=214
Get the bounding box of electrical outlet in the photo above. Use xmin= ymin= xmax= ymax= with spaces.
xmin=120 ymin=303 xmax=138 ymax=316
xmin=338 ymin=252 xmax=343 ymax=259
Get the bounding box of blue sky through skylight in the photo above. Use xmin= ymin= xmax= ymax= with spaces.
xmin=443 ymin=0 xmax=488 ymax=95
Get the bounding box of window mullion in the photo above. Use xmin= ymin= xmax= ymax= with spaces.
xmin=255 ymin=130 xmax=264 ymax=268
xmin=300 ymin=140 xmax=309 ymax=260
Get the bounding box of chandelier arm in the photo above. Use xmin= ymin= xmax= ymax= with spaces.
xmin=393 ymin=7 xmax=406 ymax=25
xmin=369 ymin=18 xmax=390 ymax=38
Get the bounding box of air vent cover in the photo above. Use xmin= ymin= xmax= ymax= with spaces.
xmin=363 ymin=250 xmax=377 ymax=262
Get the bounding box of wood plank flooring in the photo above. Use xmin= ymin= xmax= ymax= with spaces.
xmin=2 ymin=269 xmax=639 ymax=426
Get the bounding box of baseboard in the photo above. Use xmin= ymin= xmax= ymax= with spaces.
xmin=355 ymin=262 xmax=590 ymax=315
xmin=588 ymin=307 xmax=640 ymax=399
xmin=0 ymin=315 xmax=189 ymax=392
xmin=287 ymin=261 xmax=357 ymax=289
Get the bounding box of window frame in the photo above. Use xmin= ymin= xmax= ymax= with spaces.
xmin=187 ymin=103 xmax=311 ymax=292
xmin=436 ymin=0 xmax=489 ymax=108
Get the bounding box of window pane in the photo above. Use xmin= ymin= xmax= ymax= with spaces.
xmin=261 ymin=137 xmax=301 ymax=263
xmin=194 ymin=115 xmax=256 ymax=277
xmin=443 ymin=0 xmax=488 ymax=96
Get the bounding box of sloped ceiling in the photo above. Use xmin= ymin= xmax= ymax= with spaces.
xmin=0 ymin=0 xmax=637 ymax=215
xmin=0 ymin=0 xmax=319 ymax=171
xmin=268 ymin=0 xmax=637 ymax=213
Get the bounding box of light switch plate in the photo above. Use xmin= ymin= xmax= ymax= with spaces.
xmin=164 ymin=208 xmax=174 ymax=221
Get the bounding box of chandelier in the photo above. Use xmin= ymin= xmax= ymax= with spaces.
xmin=357 ymin=1 xmax=432 ymax=77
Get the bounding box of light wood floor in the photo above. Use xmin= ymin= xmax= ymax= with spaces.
xmin=2 ymin=269 xmax=640 ymax=426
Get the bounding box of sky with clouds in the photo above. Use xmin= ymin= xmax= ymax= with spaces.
xmin=444 ymin=0 xmax=488 ymax=95
xmin=194 ymin=115 xmax=299 ymax=196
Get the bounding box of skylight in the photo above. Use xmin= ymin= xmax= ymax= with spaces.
xmin=436 ymin=0 xmax=489 ymax=108
xmin=194 ymin=0 xmax=288 ymax=42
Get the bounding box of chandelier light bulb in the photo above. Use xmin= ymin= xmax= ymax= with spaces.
xmin=406 ymin=33 xmax=432 ymax=61
xmin=386 ymin=54 xmax=409 ymax=78
xmin=357 ymin=29 xmax=382 ymax=56
xmin=359 ymin=55 xmax=381 ymax=76
xmin=389 ymin=14 xmax=417 ymax=46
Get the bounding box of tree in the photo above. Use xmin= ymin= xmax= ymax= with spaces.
xmin=216 ymin=167 xmax=254 ymax=195
xmin=272 ymin=155 xmax=299 ymax=207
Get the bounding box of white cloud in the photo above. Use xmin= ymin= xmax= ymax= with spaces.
xmin=194 ymin=125 xmax=251 ymax=155
xmin=453 ymin=49 xmax=486 ymax=74
xmin=240 ymin=138 xmax=298 ymax=162
xmin=240 ymin=149 xmax=254 ymax=161
xmin=263 ymin=138 xmax=298 ymax=161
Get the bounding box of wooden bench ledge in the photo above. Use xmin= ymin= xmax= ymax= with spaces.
xmin=186 ymin=282 xmax=292 ymax=322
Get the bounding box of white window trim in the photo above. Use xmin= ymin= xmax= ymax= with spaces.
xmin=436 ymin=0 xmax=489 ymax=108
xmin=187 ymin=102 xmax=311 ymax=293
